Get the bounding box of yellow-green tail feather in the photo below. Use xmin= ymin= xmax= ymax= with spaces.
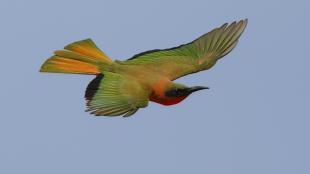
xmin=40 ymin=39 xmax=112 ymax=75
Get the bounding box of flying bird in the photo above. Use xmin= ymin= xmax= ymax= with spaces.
xmin=40 ymin=19 xmax=248 ymax=117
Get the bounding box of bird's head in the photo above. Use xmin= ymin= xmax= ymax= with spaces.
xmin=150 ymin=83 xmax=208 ymax=105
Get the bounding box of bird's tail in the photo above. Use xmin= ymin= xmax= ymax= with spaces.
xmin=40 ymin=39 xmax=113 ymax=75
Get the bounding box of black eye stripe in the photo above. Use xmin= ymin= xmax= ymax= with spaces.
xmin=165 ymin=88 xmax=187 ymax=97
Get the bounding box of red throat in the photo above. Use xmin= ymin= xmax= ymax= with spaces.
xmin=150 ymin=95 xmax=188 ymax=106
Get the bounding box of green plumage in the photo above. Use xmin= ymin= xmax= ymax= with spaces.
xmin=85 ymin=72 xmax=149 ymax=117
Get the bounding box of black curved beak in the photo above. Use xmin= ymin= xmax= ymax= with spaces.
xmin=188 ymin=86 xmax=209 ymax=93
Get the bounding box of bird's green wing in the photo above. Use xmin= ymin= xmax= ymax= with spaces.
xmin=121 ymin=19 xmax=247 ymax=80
xmin=85 ymin=72 xmax=149 ymax=117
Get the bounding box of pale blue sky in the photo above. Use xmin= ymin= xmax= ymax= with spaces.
xmin=0 ymin=0 xmax=309 ymax=173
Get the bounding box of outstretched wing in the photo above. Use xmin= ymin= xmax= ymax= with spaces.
xmin=121 ymin=19 xmax=247 ymax=80
xmin=85 ymin=72 xmax=149 ymax=117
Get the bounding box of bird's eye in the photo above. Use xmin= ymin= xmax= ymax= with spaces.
xmin=174 ymin=89 xmax=182 ymax=95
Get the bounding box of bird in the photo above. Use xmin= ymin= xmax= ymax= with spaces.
xmin=40 ymin=19 xmax=248 ymax=117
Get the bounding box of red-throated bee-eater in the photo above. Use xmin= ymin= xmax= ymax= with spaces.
xmin=40 ymin=19 xmax=247 ymax=117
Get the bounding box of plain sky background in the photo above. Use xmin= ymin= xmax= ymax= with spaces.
xmin=0 ymin=0 xmax=309 ymax=173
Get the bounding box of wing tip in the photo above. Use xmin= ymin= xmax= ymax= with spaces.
xmin=238 ymin=18 xmax=248 ymax=30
